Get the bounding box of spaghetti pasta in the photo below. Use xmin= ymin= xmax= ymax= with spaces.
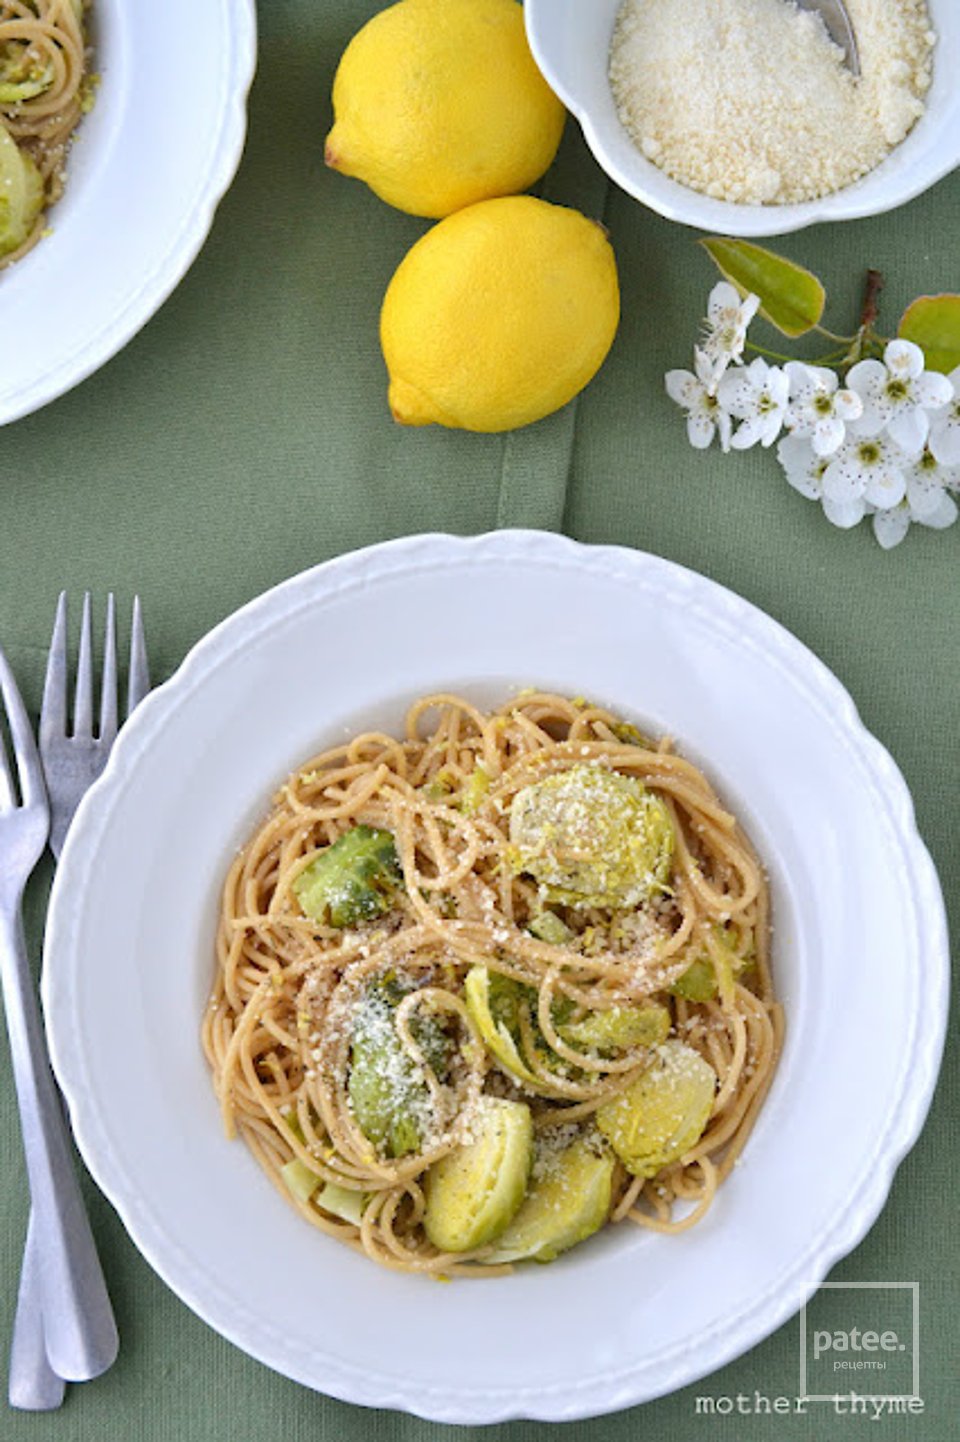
xmin=203 ymin=692 xmax=783 ymax=1276
xmin=0 ymin=1 xmax=89 ymax=268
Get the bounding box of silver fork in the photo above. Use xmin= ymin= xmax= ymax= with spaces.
xmin=8 ymin=594 xmax=150 ymax=1410
xmin=0 ymin=640 xmax=112 ymax=1410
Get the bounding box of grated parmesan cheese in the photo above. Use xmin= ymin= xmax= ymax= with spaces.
xmin=609 ymin=0 xmax=936 ymax=205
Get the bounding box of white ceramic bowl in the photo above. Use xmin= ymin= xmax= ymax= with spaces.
xmin=526 ymin=0 xmax=960 ymax=236
xmin=41 ymin=532 xmax=948 ymax=1422
xmin=0 ymin=0 xmax=256 ymax=426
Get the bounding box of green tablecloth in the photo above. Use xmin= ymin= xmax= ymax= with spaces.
xmin=1 ymin=2 xmax=956 ymax=1436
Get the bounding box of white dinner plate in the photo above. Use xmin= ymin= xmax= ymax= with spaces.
xmin=0 ymin=0 xmax=256 ymax=426
xmin=42 ymin=531 xmax=948 ymax=1423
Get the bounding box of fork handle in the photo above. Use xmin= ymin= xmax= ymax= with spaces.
xmin=8 ymin=1213 xmax=66 ymax=1410
xmin=0 ymin=908 xmax=118 ymax=1381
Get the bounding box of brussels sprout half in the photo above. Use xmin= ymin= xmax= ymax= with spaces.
xmin=482 ymin=1132 xmax=614 ymax=1264
xmin=596 ymin=1040 xmax=716 ymax=1179
xmin=509 ymin=764 xmax=674 ymax=910
xmin=0 ymin=122 xmax=43 ymax=258
xmin=423 ymin=1097 xmax=533 ymax=1253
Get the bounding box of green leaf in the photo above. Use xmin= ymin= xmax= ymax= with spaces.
xmin=898 ymin=295 xmax=960 ymax=375
xmin=701 ymin=238 xmax=825 ymax=338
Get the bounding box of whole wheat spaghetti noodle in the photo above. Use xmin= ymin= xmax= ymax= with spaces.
xmin=203 ymin=692 xmax=783 ymax=1276
xmin=0 ymin=1 xmax=89 ymax=268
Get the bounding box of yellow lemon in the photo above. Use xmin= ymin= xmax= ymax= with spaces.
xmin=325 ymin=0 xmax=565 ymax=219
xmin=380 ymin=196 xmax=619 ymax=433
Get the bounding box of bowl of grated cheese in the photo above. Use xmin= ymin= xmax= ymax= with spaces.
xmin=525 ymin=0 xmax=959 ymax=236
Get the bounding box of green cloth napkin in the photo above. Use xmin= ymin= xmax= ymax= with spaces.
xmin=0 ymin=2 xmax=956 ymax=1437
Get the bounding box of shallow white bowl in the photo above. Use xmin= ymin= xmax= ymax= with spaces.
xmin=42 ymin=532 xmax=947 ymax=1422
xmin=526 ymin=0 xmax=960 ymax=236
xmin=0 ymin=0 xmax=256 ymax=426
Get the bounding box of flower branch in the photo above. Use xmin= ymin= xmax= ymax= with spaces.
xmin=665 ymin=241 xmax=960 ymax=549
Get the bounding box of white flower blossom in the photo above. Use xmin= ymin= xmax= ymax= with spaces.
xmin=846 ymin=339 xmax=953 ymax=453
xmin=776 ymin=434 xmax=865 ymax=528
xmin=776 ymin=433 xmax=827 ymax=500
xmin=717 ymin=357 xmax=789 ymax=449
xmin=697 ymin=282 xmax=760 ymax=392
xmin=665 ymin=348 xmax=733 ymax=451
xmin=821 ymin=431 xmax=917 ymax=512
xmin=902 ymin=445 xmax=960 ymax=519
xmin=783 ymin=362 xmax=863 ymax=457
xmin=927 ymin=363 xmax=960 ymax=466
xmin=777 ymin=432 xmax=959 ymax=546
xmin=871 ymin=490 xmax=958 ymax=549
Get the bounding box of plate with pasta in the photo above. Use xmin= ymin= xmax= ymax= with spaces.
xmin=42 ymin=531 xmax=947 ymax=1421
xmin=0 ymin=0 xmax=255 ymax=425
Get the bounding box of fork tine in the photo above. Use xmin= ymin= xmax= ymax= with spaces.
xmin=127 ymin=595 xmax=150 ymax=715
xmin=0 ymin=644 xmax=46 ymax=811
xmin=0 ymin=656 xmax=14 ymax=811
xmin=99 ymin=594 xmax=118 ymax=745
xmin=39 ymin=592 xmax=68 ymax=751
xmin=72 ymin=592 xmax=94 ymax=739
